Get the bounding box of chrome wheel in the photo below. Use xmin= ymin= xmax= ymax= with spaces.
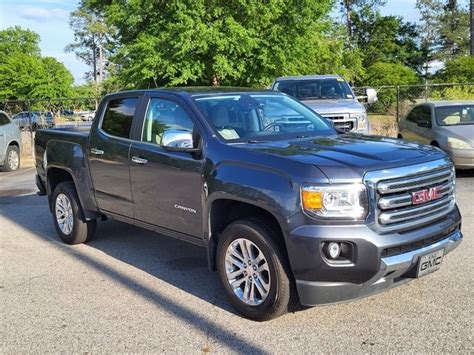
xmin=7 ymin=149 xmax=19 ymax=170
xmin=55 ymin=193 xmax=74 ymax=235
xmin=225 ymin=238 xmax=271 ymax=306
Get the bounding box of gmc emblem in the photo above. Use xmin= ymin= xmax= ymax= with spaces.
xmin=412 ymin=186 xmax=442 ymax=205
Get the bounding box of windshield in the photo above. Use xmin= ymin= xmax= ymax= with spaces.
xmin=273 ymin=78 xmax=354 ymax=100
xmin=436 ymin=105 xmax=474 ymax=126
xmin=193 ymin=94 xmax=335 ymax=142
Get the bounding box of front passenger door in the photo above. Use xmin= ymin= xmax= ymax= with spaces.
xmin=130 ymin=95 xmax=204 ymax=240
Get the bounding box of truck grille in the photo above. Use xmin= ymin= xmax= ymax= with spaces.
xmin=322 ymin=115 xmax=355 ymax=132
xmin=373 ymin=163 xmax=455 ymax=232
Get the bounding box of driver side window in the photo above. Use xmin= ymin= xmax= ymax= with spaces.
xmin=142 ymin=98 xmax=194 ymax=146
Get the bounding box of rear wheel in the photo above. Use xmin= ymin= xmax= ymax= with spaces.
xmin=52 ymin=181 xmax=96 ymax=244
xmin=2 ymin=145 xmax=20 ymax=172
xmin=216 ymin=219 xmax=295 ymax=321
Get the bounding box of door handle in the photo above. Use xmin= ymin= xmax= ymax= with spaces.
xmin=131 ymin=156 xmax=148 ymax=165
xmin=91 ymin=148 xmax=104 ymax=155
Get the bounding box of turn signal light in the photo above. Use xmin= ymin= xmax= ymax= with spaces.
xmin=302 ymin=190 xmax=323 ymax=209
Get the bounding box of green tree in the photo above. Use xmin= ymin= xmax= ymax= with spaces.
xmin=364 ymin=62 xmax=419 ymax=86
xmin=84 ymin=0 xmax=335 ymax=88
xmin=0 ymin=26 xmax=41 ymax=56
xmin=352 ymin=10 xmax=425 ymax=72
xmin=435 ymin=56 xmax=474 ymax=83
xmin=66 ymin=5 xmax=111 ymax=84
xmin=416 ymin=0 xmax=470 ymax=61
xmin=0 ymin=27 xmax=75 ymax=100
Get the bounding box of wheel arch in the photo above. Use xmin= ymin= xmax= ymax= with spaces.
xmin=206 ymin=197 xmax=287 ymax=271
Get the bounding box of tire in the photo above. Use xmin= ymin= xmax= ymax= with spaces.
xmin=2 ymin=145 xmax=20 ymax=172
xmin=216 ymin=219 xmax=296 ymax=321
xmin=397 ymin=134 xmax=403 ymax=139
xmin=52 ymin=181 xmax=96 ymax=245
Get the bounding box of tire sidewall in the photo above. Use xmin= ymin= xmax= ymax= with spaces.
xmin=217 ymin=221 xmax=289 ymax=320
xmin=52 ymin=183 xmax=84 ymax=244
xmin=4 ymin=146 xmax=20 ymax=171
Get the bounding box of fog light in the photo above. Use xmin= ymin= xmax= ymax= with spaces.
xmin=327 ymin=242 xmax=341 ymax=259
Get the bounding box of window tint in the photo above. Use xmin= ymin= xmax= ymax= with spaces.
xmin=418 ymin=106 xmax=432 ymax=122
xmin=101 ymin=97 xmax=139 ymax=138
xmin=142 ymin=98 xmax=194 ymax=145
xmin=406 ymin=107 xmax=422 ymax=122
xmin=0 ymin=113 xmax=10 ymax=125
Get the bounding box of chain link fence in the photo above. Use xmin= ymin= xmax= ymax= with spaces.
xmin=353 ymin=83 xmax=474 ymax=137
xmin=0 ymin=98 xmax=98 ymax=160
xmin=2 ymin=83 xmax=473 ymax=159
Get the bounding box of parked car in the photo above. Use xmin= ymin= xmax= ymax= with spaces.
xmin=398 ymin=101 xmax=474 ymax=169
xmin=79 ymin=111 xmax=95 ymax=121
xmin=11 ymin=111 xmax=53 ymax=130
xmin=0 ymin=111 xmax=21 ymax=171
xmin=35 ymin=88 xmax=462 ymax=321
xmin=271 ymin=75 xmax=377 ymax=134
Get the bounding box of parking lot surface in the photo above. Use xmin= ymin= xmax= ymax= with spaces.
xmin=1 ymin=168 xmax=473 ymax=353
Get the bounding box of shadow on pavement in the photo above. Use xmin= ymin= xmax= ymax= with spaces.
xmin=0 ymin=193 xmax=269 ymax=353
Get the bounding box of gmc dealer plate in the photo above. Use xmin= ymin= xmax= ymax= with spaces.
xmin=417 ymin=249 xmax=444 ymax=277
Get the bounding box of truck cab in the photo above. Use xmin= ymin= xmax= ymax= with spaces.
xmin=272 ymin=75 xmax=377 ymax=134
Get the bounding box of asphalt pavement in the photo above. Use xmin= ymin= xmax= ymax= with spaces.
xmin=1 ymin=168 xmax=473 ymax=353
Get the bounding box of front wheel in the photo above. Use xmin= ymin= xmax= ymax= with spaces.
xmin=52 ymin=181 xmax=96 ymax=244
xmin=2 ymin=145 xmax=20 ymax=171
xmin=216 ymin=219 xmax=296 ymax=321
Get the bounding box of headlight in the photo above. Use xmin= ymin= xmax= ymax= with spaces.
xmin=301 ymin=184 xmax=368 ymax=219
xmin=447 ymin=137 xmax=472 ymax=150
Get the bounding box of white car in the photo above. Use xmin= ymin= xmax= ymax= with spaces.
xmin=0 ymin=111 xmax=21 ymax=171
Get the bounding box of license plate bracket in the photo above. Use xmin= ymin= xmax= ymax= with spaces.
xmin=417 ymin=249 xmax=444 ymax=277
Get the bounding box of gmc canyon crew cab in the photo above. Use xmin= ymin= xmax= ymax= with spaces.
xmin=272 ymin=75 xmax=377 ymax=134
xmin=35 ymin=88 xmax=462 ymax=321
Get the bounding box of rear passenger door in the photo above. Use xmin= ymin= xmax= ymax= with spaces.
xmin=88 ymin=96 xmax=141 ymax=217
xmin=129 ymin=94 xmax=204 ymax=240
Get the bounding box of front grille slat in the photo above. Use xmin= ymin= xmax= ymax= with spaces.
xmin=377 ymin=169 xmax=453 ymax=194
xmin=378 ymin=181 xmax=454 ymax=210
xmin=379 ymin=196 xmax=454 ymax=224
xmin=373 ymin=164 xmax=455 ymax=232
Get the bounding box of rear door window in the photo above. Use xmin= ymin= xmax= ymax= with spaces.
xmin=101 ymin=97 xmax=139 ymax=139
xmin=0 ymin=113 xmax=10 ymax=125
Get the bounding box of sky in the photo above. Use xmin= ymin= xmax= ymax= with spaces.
xmin=0 ymin=0 xmax=468 ymax=85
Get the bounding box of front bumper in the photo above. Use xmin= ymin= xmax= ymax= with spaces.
xmin=447 ymin=148 xmax=474 ymax=169
xmin=288 ymin=207 xmax=462 ymax=306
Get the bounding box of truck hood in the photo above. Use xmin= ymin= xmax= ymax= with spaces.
xmin=242 ymin=134 xmax=447 ymax=181
xmin=301 ymin=99 xmax=365 ymax=115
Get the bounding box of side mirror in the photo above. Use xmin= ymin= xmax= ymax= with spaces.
xmin=366 ymin=88 xmax=378 ymax=104
xmin=161 ymin=129 xmax=201 ymax=154
xmin=417 ymin=120 xmax=432 ymax=128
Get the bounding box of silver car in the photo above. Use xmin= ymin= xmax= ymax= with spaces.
xmin=398 ymin=101 xmax=474 ymax=169
xmin=0 ymin=111 xmax=21 ymax=171
xmin=271 ymin=75 xmax=377 ymax=134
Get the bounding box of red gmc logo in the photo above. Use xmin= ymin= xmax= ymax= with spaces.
xmin=412 ymin=186 xmax=442 ymax=205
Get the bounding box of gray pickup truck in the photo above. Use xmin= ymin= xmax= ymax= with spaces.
xmin=35 ymin=88 xmax=462 ymax=321
xmin=272 ymin=74 xmax=377 ymax=134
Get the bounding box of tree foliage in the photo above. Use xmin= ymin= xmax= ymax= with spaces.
xmin=0 ymin=27 xmax=74 ymax=100
xmin=435 ymin=56 xmax=474 ymax=83
xmin=66 ymin=5 xmax=111 ymax=83
xmin=84 ymin=0 xmax=339 ymax=88
xmin=416 ymin=0 xmax=470 ymax=61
